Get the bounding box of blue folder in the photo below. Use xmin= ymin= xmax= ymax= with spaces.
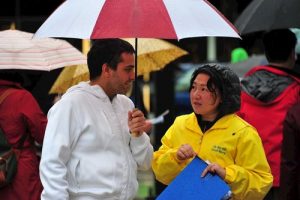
xmin=156 ymin=157 xmax=231 ymax=200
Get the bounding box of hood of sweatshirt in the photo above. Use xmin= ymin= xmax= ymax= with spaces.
xmin=64 ymin=81 xmax=109 ymax=100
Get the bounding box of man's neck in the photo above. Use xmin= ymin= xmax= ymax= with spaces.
xmin=268 ymin=61 xmax=293 ymax=70
xmin=90 ymin=79 xmax=116 ymax=101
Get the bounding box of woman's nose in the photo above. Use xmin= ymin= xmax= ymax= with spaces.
xmin=192 ymin=89 xmax=202 ymax=98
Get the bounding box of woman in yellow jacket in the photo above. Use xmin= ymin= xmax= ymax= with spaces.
xmin=152 ymin=64 xmax=273 ymax=200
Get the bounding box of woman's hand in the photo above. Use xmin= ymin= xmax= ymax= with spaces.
xmin=176 ymin=144 xmax=197 ymax=161
xmin=201 ymin=162 xmax=226 ymax=180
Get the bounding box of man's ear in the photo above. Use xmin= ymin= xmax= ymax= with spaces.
xmin=102 ymin=63 xmax=110 ymax=77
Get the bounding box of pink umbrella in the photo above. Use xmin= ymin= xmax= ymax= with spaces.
xmin=0 ymin=30 xmax=86 ymax=71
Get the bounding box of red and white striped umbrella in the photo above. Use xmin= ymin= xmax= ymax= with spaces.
xmin=35 ymin=0 xmax=240 ymax=39
xmin=34 ymin=0 xmax=240 ymax=102
xmin=0 ymin=30 xmax=86 ymax=71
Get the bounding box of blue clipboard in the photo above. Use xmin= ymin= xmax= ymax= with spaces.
xmin=156 ymin=157 xmax=231 ymax=200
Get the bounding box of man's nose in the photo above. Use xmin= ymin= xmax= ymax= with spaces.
xmin=130 ymin=71 xmax=135 ymax=80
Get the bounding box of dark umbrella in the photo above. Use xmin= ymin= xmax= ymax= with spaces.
xmin=235 ymin=0 xmax=300 ymax=35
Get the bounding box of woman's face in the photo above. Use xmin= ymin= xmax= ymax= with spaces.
xmin=190 ymin=73 xmax=221 ymax=121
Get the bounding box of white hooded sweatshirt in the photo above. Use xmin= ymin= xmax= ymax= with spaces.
xmin=40 ymin=82 xmax=153 ymax=200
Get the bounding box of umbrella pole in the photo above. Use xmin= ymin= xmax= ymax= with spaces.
xmin=134 ymin=38 xmax=138 ymax=106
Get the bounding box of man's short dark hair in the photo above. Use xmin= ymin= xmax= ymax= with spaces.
xmin=87 ymin=39 xmax=135 ymax=80
xmin=263 ymin=29 xmax=297 ymax=62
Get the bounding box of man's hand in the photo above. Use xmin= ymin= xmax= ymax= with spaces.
xmin=128 ymin=108 xmax=146 ymax=137
xmin=143 ymin=120 xmax=153 ymax=134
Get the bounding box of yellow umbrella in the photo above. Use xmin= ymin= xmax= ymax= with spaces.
xmin=49 ymin=38 xmax=188 ymax=94
xmin=124 ymin=38 xmax=188 ymax=76
xmin=49 ymin=64 xmax=89 ymax=94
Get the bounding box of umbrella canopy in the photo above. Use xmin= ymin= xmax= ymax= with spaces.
xmin=49 ymin=38 xmax=188 ymax=94
xmin=0 ymin=30 xmax=87 ymax=71
xmin=35 ymin=0 xmax=240 ymax=102
xmin=49 ymin=64 xmax=89 ymax=94
xmin=235 ymin=0 xmax=300 ymax=35
xmin=124 ymin=38 xmax=188 ymax=75
xmin=35 ymin=0 xmax=240 ymax=39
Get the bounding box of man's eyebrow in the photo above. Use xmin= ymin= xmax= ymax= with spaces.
xmin=125 ymin=65 xmax=134 ymax=68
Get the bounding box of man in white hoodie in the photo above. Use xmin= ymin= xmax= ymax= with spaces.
xmin=40 ymin=39 xmax=154 ymax=200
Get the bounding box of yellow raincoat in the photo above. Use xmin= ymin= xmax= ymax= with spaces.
xmin=152 ymin=113 xmax=273 ymax=200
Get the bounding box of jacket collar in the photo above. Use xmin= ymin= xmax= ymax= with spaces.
xmin=185 ymin=112 xmax=232 ymax=133
xmin=246 ymin=65 xmax=300 ymax=83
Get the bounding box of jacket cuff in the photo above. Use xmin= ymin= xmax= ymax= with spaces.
xmin=224 ymin=166 xmax=235 ymax=184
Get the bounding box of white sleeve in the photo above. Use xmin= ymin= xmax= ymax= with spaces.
xmin=40 ymin=100 xmax=81 ymax=200
xmin=121 ymin=95 xmax=154 ymax=171
xmin=130 ymin=133 xmax=154 ymax=170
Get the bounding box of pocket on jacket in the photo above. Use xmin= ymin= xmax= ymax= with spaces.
xmin=67 ymin=158 xmax=80 ymax=190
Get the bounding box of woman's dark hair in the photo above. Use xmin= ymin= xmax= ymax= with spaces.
xmin=189 ymin=64 xmax=241 ymax=117
xmin=87 ymin=39 xmax=135 ymax=80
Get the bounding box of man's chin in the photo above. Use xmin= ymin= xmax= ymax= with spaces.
xmin=121 ymin=88 xmax=131 ymax=96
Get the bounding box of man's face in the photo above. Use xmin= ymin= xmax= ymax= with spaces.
xmin=109 ymin=52 xmax=135 ymax=96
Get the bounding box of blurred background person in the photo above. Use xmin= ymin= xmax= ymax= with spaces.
xmin=280 ymin=103 xmax=300 ymax=200
xmin=238 ymin=29 xmax=300 ymax=200
xmin=0 ymin=69 xmax=47 ymax=200
xmin=230 ymin=47 xmax=249 ymax=64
